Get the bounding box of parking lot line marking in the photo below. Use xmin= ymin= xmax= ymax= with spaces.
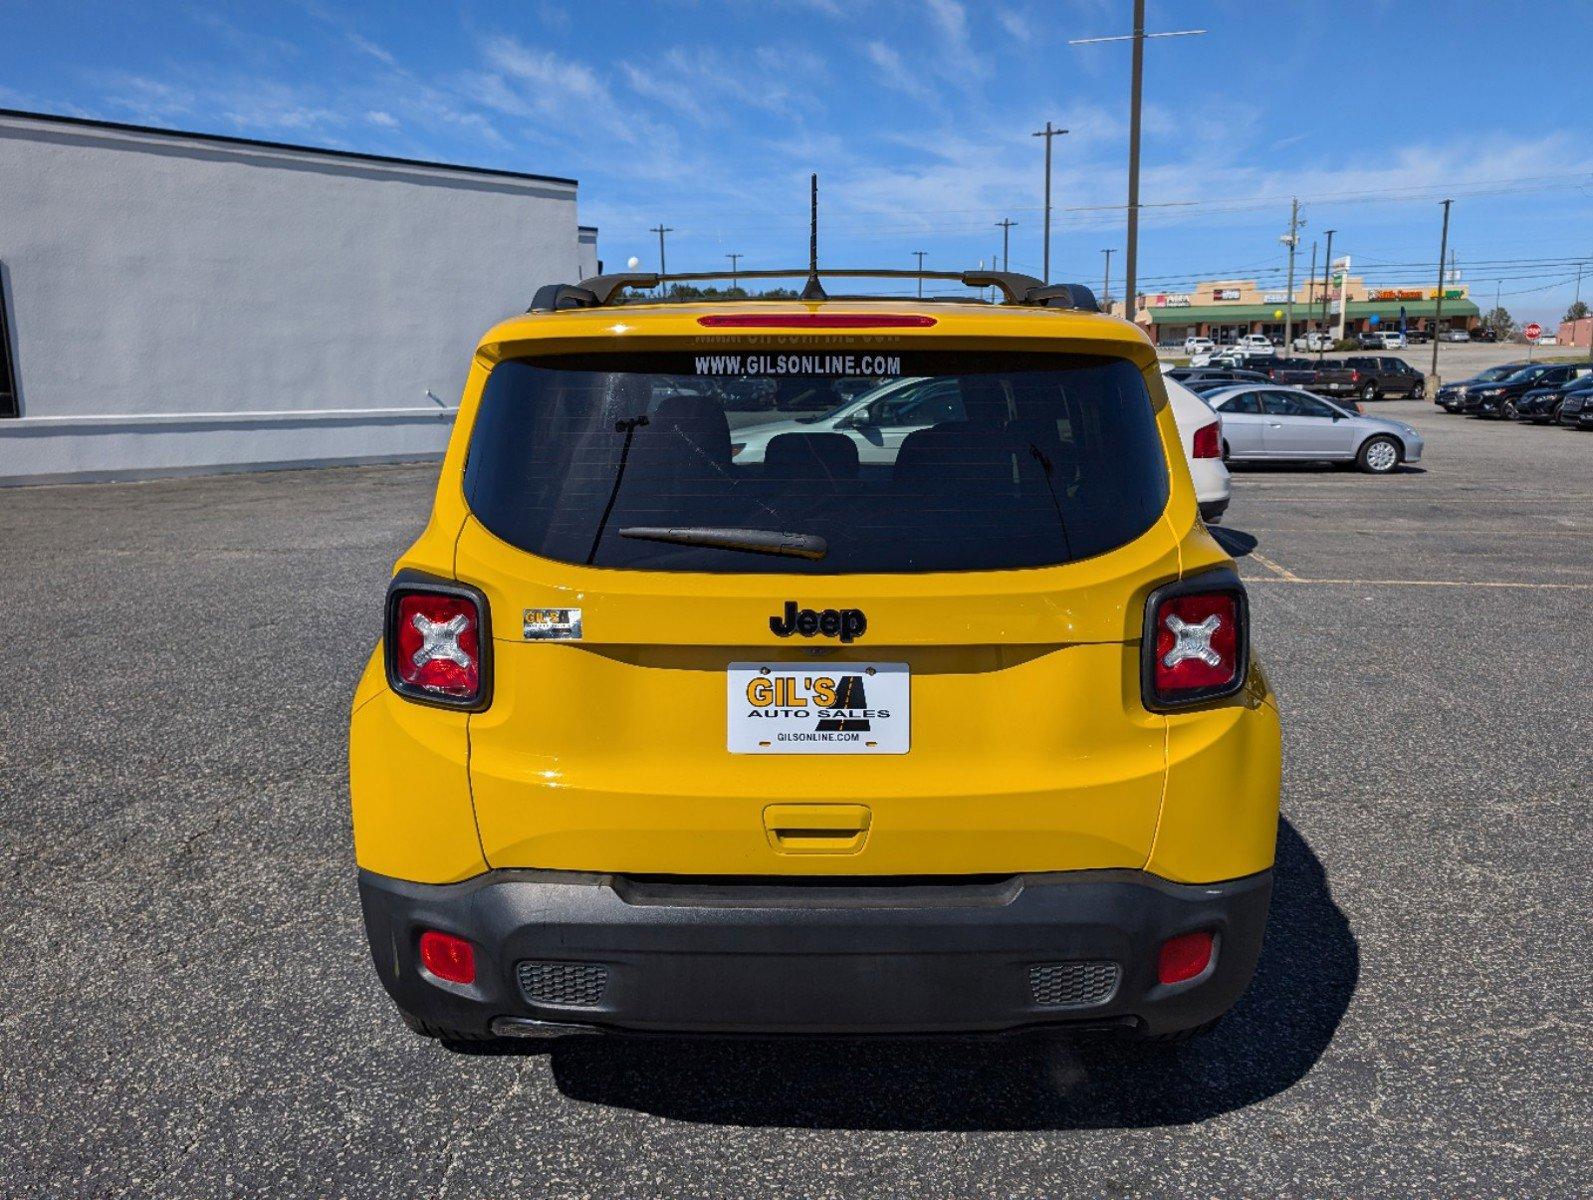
xmin=1244 ymin=577 xmax=1593 ymax=590
xmin=1248 ymin=551 xmax=1302 ymax=581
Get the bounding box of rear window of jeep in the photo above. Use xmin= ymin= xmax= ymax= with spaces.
xmin=463 ymin=351 xmax=1168 ymax=574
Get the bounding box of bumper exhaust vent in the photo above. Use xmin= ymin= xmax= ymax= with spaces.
xmin=1028 ymin=961 xmax=1121 ymax=1009
xmin=517 ymin=960 xmax=609 ymax=1008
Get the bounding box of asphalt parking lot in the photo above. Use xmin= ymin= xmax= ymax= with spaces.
xmin=1 ymin=400 xmax=1587 ymax=1197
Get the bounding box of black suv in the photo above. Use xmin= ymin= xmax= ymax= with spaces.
xmin=1435 ymin=363 xmax=1533 ymax=412
xmin=1514 ymin=373 xmax=1593 ymax=424
xmin=1342 ymin=356 xmax=1425 ymax=401
xmin=1467 ymin=363 xmax=1593 ymax=418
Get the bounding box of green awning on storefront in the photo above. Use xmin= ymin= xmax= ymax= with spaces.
xmin=1144 ymin=298 xmax=1479 ymax=324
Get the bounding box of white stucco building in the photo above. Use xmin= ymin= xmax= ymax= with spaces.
xmin=0 ymin=109 xmax=597 ymax=484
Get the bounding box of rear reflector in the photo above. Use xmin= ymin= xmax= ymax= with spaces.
xmin=419 ymin=930 xmax=476 ymax=985
xmin=1158 ymin=930 xmax=1214 ymax=985
xmin=1192 ymin=421 xmax=1221 ymax=459
xmin=695 ymin=314 xmax=937 ymax=329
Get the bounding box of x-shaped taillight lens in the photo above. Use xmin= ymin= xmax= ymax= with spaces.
xmin=391 ymin=592 xmax=481 ymax=701
xmin=1149 ymin=590 xmax=1243 ymax=705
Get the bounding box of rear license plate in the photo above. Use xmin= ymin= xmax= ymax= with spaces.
xmin=727 ymin=662 xmax=909 ymax=754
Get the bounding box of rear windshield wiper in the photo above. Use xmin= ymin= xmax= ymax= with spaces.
xmin=618 ymin=526 xmax=828 ymax=560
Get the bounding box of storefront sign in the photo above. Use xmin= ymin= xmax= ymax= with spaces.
xmin=1370 ymin=289 xmax=1424 ymax=301
xmin=1261 ymin=292 xmax=1288 ymax=303
xmin=1152 ymin=294 xmax=1191 ymax=307
xmin=1211 ymin=288 xmax=1241 ymax=301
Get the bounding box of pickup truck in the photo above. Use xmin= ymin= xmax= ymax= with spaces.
xmin=1342 ymin=356 xmax=1426 ymax=401
xmin=1265 ymin=357 xmax=1358 ymax=397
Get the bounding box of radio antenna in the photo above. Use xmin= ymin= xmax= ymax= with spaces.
xmin=800 ymin=172 xmax=827 ymax=300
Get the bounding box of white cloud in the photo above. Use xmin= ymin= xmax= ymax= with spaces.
xmin=862 ymin=41 xmax=933 ymax=101
xmin=997 ymin=7 xmax=1033 ymax=41
xmin=365 ymin=110 xmax=399 ymax=128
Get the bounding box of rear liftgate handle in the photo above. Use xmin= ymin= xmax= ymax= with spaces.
xmin=762 ymin=804 xmax=873 ymax=855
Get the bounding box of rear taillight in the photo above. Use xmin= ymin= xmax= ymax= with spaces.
xmin=384 ymin=575 xmax=491 ymax=709
xmin=1191 ymin=421 xmax=1221 ymax=459
xmin=1141 ymin=574 xmax=1249 ymax=709
xmin=1350 ymin=370 xmax=1360 ymax=383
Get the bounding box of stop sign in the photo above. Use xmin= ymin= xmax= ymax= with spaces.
xmin=1525 ymin=322 xmax=1543 ymax=341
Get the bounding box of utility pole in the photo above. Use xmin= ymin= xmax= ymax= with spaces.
xmin=1318 ymin=228 xmax=1335 ymax=360
xmin=1281 ymin=198 xmax=1303 ymax=351
xmin=1069 ymin=8 xmax=1205 ymax=324
xmin=996 ymin=218 xmax=1018 ymax=272
xmin=1031 ymin=122 xmax=1068 ymax=282
xmin=1306 ymin=240 xmax=1318 ymax=315
xmin=1102 ymin=247 xmax=1114 ymax=311
xmin=1429 ymin=199 xmax=1452 ymax=385
xmin=726 ymin=252 xmax=741 ymax=293
xmin=650 ymin=224 xmax=674 ymax=297
xmin=913 ymin=250 xmax=928 ymax=298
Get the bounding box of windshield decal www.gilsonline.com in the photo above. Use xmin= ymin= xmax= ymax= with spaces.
xmin=693 ymin=353 xmax=903 ymax=376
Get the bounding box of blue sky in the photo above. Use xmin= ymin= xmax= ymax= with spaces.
xmin=4 ymin=0 xmax=1592 ymax=322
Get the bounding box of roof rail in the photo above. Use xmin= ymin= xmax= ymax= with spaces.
xmin=526 ymin=268 xmax=1104 ymax=312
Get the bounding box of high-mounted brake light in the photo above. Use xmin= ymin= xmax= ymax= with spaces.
xmin=695 ymin=314 xmax=937 ymax=329
xmin=1141 ymin=574 xmax=1248 ymax=709
xmin=1191 ymin=421 xmax=1221 ymax=459
xmin=384 ymin=575 xmax=492 ymax=709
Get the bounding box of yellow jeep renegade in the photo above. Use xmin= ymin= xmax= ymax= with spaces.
xmin=349 ymin=266 xmax=1281 ymax=1043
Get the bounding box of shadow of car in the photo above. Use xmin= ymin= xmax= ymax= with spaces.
xmin=447 ymin=820 xmax=1356 ymax=1132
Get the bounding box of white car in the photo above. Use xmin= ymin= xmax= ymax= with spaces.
xmin=1164 ymin=377 xmax=1231 ymax=524
xmin=1184 ymin=336 xmax=1216 ymax=356
xmin=1292 ymin=331 xmax=1333 ymax=352
xmin=732 ymin=373 xmax=1230 ymax=523
xmin=1234 ymin=334 xmax=1275 ymax=358
xmin=1537 ymin=334 xmax=1558 ymax=346
xmin=1377 ymin=331 xmax=1408 ymax=349
xmin=730 ymin=376 xmax=964 ymax=466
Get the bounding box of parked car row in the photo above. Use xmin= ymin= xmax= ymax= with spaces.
xmin=1160 ymin=366 xmax=1418 ymax=474
xmin=1433 ymin=361 xmax=1593 ymax=425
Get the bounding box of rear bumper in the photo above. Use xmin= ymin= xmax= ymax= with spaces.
xmin=359 ymin=867 xmax=1272 ymax=1038
xmin=1198 ymin=496 xmax=1229 ymax=524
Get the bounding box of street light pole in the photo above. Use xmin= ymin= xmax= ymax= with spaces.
xmin=726 ymin=252 xmax=741 ymax=293
xmin=1031 ymin=123 xmax=1068 ymax=282
xmin=1102 ymin=247 xmax=1114 ymax=312
xmin=913 ymin=250 xmax=928 ymax=298
xmin=1318 ymin=228 xmax=1335 ymax=361
xmin=1069 ymin=9 xmax=1205 ymax=324
xmin=1429 ymin=199 xmax=1452 ymax=385
xmin=1281 ymin=197 xmax=1302 ymax=351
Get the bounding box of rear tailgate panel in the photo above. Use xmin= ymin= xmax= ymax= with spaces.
xmin=456 ymin=509 xmax=1181 ymax=877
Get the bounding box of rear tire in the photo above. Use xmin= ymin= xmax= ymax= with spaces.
xmin=1361 ymin=382 xmax=1379 ymax=402
xmin=1357 ymin=434 xmax=1401 ymax=474
xmin=1503 ymin=399 xmax=1520 ymax=420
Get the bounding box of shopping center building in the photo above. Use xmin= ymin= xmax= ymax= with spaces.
xmin=1128 ymin=276 xmax=1480 ymax=346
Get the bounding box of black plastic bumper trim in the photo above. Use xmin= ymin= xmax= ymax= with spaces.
xmin=359 ymin=866 xmax=1272 ymax=1038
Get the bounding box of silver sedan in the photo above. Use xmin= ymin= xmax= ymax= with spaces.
xmin=1201 ymin=385 xmax=1424 ymax=474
